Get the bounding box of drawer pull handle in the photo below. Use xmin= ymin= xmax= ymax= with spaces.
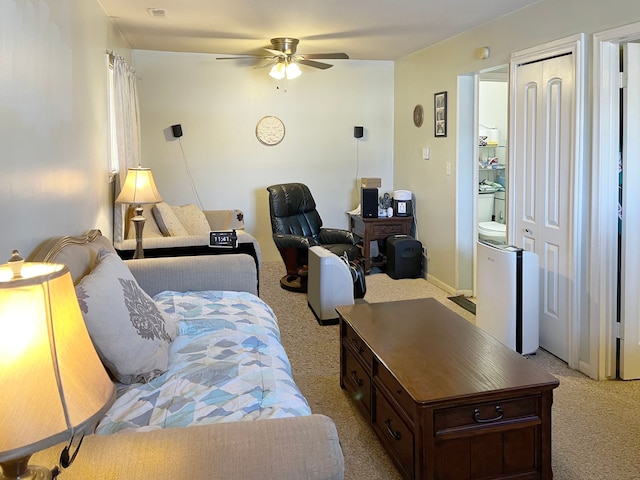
xmin=473 ymin=406 xmax=504 ymax=424
xmin=351 ymin=339 xmax=364 ymax=354
xmin=351 ymin=370 xmax=364 ymax=387
xmin=384 ymin=419 xmax=402 ymax=441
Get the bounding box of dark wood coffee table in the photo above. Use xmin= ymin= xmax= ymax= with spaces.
xmin=338 ymin=298 xmax=559 ymax=480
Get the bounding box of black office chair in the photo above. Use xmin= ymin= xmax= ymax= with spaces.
xmin=267 ymin=183 xmax=361 ymax=292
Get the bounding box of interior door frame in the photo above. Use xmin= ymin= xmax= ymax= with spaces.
xmin=593 ymin=21 xmax=640 ymax=380
xmin=508 ymin=33 xmax=587 ymax=373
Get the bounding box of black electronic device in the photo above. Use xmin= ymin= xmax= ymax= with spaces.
xmin=171 ymin=124 xmax=183 ymax=138
xmin=354 ymin=126 xmax=364 ymax=138
xmin=361 ymin=188 xmax=378 ymax=218
xmin=209 ymin=230 xmax=238 ymax=248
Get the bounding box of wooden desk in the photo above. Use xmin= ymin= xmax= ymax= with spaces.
xmin=338 ymin=299 xmax=559 ymax=480
xmin=349 ymin=214 xmax=412 ymax=273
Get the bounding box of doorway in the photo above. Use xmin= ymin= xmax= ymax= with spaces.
xmin=593 ymin=22 xmax=640 ymax=380
xmin=477 ymin=70 xmax=509 ymax=248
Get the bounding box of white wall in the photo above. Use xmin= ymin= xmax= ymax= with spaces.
xmin=478 ymin=80 xmax=508 ymax=148
xmin=0 ymin=0 xmax=129 ymax=258
xmin=132 ymin=50 xmax=394 ymax=262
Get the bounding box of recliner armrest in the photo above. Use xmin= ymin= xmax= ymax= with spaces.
xmin=273 ymin=233 xmax=311 ymax=249
xmin=319 ymin=228 xmax=355 ymax=245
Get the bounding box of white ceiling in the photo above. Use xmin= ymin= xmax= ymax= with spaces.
xmin=99 ymin=0 xmax=541 ymax=60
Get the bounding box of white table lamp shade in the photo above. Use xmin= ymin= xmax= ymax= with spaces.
xmin=0 ymin=262 xmax=116 ymax=464
xmin=115 ymin=167 xmax=163 ymax=205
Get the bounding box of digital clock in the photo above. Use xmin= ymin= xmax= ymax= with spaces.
xmin=209 ymin=230 xmax=238 ymax=248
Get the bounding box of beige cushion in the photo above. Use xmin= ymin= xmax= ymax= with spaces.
xmin=126 ymin=205 xmax=164 ymax=239
xmin=172 ymin=204 xmax=211 ymax=235
xmin=75 ymin=249 xmax=178 ymax=384
xmin=153 ymin=202 xmax=189 ymax=237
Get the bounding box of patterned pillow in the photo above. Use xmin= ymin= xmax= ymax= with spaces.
xmin=75 ymin=249 xmax=178 ymax=384
xmin=152 ymin=202 xmax=189 ymax=237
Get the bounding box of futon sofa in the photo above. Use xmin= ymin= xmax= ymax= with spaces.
xmin=113 ymin=202 xmax=262 ymax=269
xmin=29 ymin=230 xmax=344 ymax=480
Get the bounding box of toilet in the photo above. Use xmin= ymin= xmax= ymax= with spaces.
xmin=478 ymin=192 xmax=507 ymax=245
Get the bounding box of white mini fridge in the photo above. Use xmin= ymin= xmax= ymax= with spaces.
xmin=476 ymin=241 xmax=539 ymax=355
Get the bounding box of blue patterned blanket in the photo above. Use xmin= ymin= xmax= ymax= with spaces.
xmin=96 ymin=291 xmax=311 ymax=434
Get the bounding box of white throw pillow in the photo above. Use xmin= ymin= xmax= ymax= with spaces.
xmin=152 ymin=202 xmax=189 ymax=237
xmin=228 ymin=209 xmax=245 ymax=230
xmin=171 ymin=204 xmax=211 ymax=236
xmin=75 ymin=249 xmax=178 ymax=384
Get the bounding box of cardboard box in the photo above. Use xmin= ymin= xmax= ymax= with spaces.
xmin=361 ymin=177 xmax=381 ymax=188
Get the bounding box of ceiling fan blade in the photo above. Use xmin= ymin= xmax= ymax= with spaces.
xmin=264 ymin=48 xmax=287 ymax=57
xmin=299 ymin=53 xmax=349 ymax=60
xmin=253 ymin=60 xmax=277 ymax=70
xmin=297 ymin=59 xmax=334 ymax=70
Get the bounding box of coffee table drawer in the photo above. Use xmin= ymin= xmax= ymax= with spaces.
xmin=376 ymin=363 xmax=415 ymax=420
xmin=374 ymin=388 xmax=414 ymax=478
xmin=343 ymin=323 xmax=373 ymax=368
xmin=343 ymin=347 xmax=372 ymax=413
xmin=435 ymin=396 xmax=540 ymax=436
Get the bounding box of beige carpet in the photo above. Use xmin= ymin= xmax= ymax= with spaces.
xmin=259 ymin=261 xmax=640 ymax=480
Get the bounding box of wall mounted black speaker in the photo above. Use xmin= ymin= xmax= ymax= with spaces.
xmin=361 ymin=188 xmax=378 ymax=218
xmin=172 ymin=124 xmax=183 ymax=138
xmin=354 ymin=126 xmax=364 ymax=138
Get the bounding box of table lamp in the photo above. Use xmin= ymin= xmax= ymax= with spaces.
xmin=0 ymin=252 xmax=116 ymax=479
xmin=115 ymin=167 xmax=163 ymax=259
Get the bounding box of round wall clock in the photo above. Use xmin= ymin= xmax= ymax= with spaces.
xmin=256 ymin=116 xmax=285 ymax=146
xmin=413 ymin=104 xmax=424 ymax=127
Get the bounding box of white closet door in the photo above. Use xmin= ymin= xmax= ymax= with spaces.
xmin=620 ymin=42 xmax=640 ymax=380
xmin=512 ymin=53 xmax=574 ymax=362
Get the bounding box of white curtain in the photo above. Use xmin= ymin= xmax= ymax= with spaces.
xmin=111 ymin=53 xmax=141 ymax=244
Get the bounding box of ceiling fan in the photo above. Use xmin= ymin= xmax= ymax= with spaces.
xmin=217 ymin=37 xmax=349 ymax=80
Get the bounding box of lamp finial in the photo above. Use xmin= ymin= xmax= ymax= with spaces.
xmin=7 ymin=250 xmax=24 ymax=279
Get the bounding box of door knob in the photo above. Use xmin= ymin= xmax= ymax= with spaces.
xmin=524 ymin=228 xmax=533 ymax=234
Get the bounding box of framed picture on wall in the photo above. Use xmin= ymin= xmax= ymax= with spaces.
xmin=434 ymin=91 xmax=447 ymax=137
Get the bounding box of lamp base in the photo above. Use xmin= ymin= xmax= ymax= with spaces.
xmin=131 ymin=206 xmax=147 ymax=260
xmin=0 ymin=458 xmax=52 ymax=480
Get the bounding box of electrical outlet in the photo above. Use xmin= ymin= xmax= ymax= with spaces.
xmin=445 ymin=162 xmax=451 ymax=175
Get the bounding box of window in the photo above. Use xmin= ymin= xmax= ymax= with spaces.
xmin=107 ymin=54 xmax=118 ymax=180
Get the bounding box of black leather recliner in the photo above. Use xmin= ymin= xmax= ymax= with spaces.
xmin=267 ymin=183 xmax=361 ymax=292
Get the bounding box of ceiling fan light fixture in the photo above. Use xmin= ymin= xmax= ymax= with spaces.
xmin=269 ymin=60 xmax=302 ymax=80
xmin=285 ymin=62 xmax=301 ymax=79
xmin=269 ymin=62 xmax=286 ymax=80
